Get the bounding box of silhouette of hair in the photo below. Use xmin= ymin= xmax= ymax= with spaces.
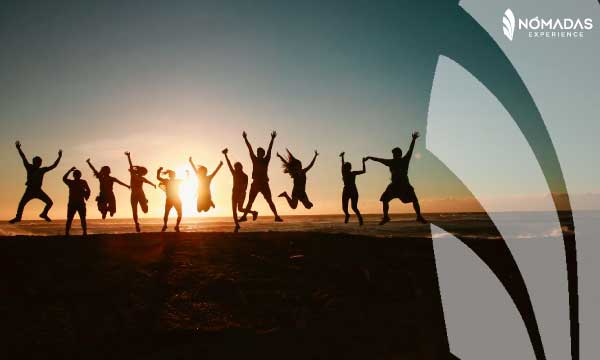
xmin=256 ymin=147 xmax=265 ymax=158
xmin=163 ymin=169 xmax=176 ymax=178
xmin=198 ymin=166 xmax=207 ymax=176
xmin=73 ymin=170 xmax=82 ymax=179
xmin=133 ymin=166 xmax=148 ymax=176
xmin=282 ymin=150 xmax=302 ymax=176
xmin=392 ymin=147 xmax=402 ymax=158
xmin=32 ymin=156 xmax=42 ymax=167
xmin=99 ymin=166 xmax=111 ymax=177
xmin=342 ymin=162 xmax=352 ymax=173
xmin=234 ymin=162 xmax=243 ymax=172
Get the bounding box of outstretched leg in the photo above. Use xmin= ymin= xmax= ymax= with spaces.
xmin=108 ymin=193 xmax=117 ymax=217
xmin=98 ymin=198 xmax=108 ymax=220
xmin=174 ymin=201 xmax=182 ymax=232
xmin=240 ymin=185 xmax=259 ymax=222
xmin=380 ymin=200 xmax=391 ymax=225
xmin=237 ymin=199 xmax=257 ymax=221
xmin=10 ymin=190 xmax=35 ymax=223
xmin=131 ymin=197 xmax=140 ymax=232
xmin=65 ymin=206 xmax=76 ymax=235
xmin=237 ymin=196 xmax=257 ymax=222
xmin=413 ymin=199 xmax=427 ymax=224
xmin=342 ymin=190 xmax=351 ymax=223
xmin=79 ymin=206 xmax=87 ymax=236
xmin=162 ymin=202 xmax=171 ymax=232
xmin=278 ymin=191 xmax=299 ymax=209
xmin=350 ymin=192 xmax=363 ymax=226
xmin=232 ymin=198 xmax=240 ymax=232
xmin=37 ymin=190 xmax=53 ymax=221
xmin=262 ymin=186 xmax=282 ymax=221
xmin=299 ymin=193 xmax=313 ymax=209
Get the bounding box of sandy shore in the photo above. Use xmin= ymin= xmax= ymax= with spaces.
xmin=0 ymin=231 xmax=508 ymax=359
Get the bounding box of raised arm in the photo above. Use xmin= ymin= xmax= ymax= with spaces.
xmin=15 ymin=141 xmax=30 ymax=168
xmin=86 ymin=158 xmax=99 ymax=176
xmin=142 ymin=177 xmax=156 ymax=188
xmin=303 ymin=150 xmax=319 ymax=172
xmin=405 ymin=132 xmax=419 ymax=161
xmin=46 ymin=150 xmax=63 ymax=171
xmin=222 ymin=149 xmax=234 ymax=174
xmin=188 ymin=156 xmax=198 ymax=174
xmin=156 ymin=167 xmax=166 ymax=182
xmin=353 ymin=158 xmax=367 ymax=176
xmin=276 ymin=152 xmax=288 ymax=165
xmin=63 ymin=167 xmax=75 ymax=184
xmin=365 ymin=156 xmax=392 ymax=167
xmin=266 ymin=131 xmax=276 ymax=160
xmin=242 ymin=131 xmax=256 ymax=160
xmin=209 ymin=161 xmax=223 ymax=179
xmin=339 ymin=152 xmax=345 ymax=170
xmin=112 ymin=177 xmax=130 ymax=189
xmin=125 ymin=151 xmax=133 ymax=170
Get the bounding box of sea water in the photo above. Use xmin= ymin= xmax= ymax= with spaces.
xmin=0 ymin=211 xmax=590 ymax=239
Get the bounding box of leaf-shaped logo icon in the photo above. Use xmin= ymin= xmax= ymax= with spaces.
xmin=503 ymin=8 xmax=516 ymax=41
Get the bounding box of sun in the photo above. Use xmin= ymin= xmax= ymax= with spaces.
xmin=175 ymin=165 xmax=199 ymax=216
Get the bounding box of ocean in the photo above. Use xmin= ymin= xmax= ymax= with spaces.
xmin=1 ymin=211 xmax=589 ymax=239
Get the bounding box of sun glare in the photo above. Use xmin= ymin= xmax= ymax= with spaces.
xmin=175 ymin=166 xmax=198 ymax=216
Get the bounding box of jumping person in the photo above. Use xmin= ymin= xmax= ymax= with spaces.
xmin=86 ymin=158 xmax=130 ymax=219
xmin=277 ymin=149 xmax=318 ymax=210
xmin=63 ymin=167 xmax=91 ymax=236
xmin=125 ymin=152 xmax=156 ymax=232
xmin=339 ymin=152 xmax=367 ymax=225
xmin=222 ymin=148 xmax=258 ymax=232
xmin=9 ymin=141 xmax=62 ymax=223
xmin=189 ymin=156 xmax=222 ymax=213
xmin=239 ymin=131 xmax=283 ymax=222
xmin=365 ymin=131 xmax=427 ymax=225
xmin=157 ymin=167 xmax=183 ymax=232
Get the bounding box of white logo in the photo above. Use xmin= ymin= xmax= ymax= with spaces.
xmin=502 ymin=8 xmax=593 ymax=41
xmin=503 ymin=9 xmax=516 ymax=41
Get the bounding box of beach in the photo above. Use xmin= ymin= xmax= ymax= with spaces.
xmin=0 ymin=230 xmax=460 ymax=359
xmin=0 ymin=212 xmax=579 ymax=359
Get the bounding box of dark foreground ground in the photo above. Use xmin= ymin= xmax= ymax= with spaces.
xmin=0 ymin=232 xmax=507 ymax=359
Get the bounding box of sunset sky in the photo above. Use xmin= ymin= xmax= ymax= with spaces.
xmin=0 ymin=0 xmax=597 ymax=220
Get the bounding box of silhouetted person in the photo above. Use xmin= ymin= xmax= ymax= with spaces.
xmin=125 ymin=152 xmax=156 ymax=232
xmin=366 ymin=131 xmax=427 ymax=225
xmin=277 ymin=149 xmax=318 ymax=209
xmin=86 ymin=158 xmax=129 ymax=219
xmin=222 ymin=148 xmax=258 ymax=232
xmin=340 ymin=152 xmax=366 ymax=225
xmin=63 ymin=167 xmax=90 ymax=236
xmin=189 ymin=156 xmax=222 ymax=213
xmin=239 ymin=131 xmax=283 ymax=222
xmin=9 ymin=141 xmax=62 ymax=223
xmin=157 ymin=167 xmax=183 ymax=232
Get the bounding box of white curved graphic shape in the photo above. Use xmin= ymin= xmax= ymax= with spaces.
xmin=427 ymin=56 xmax=570 ymax=359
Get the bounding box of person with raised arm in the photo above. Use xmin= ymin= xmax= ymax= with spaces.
xmin=339 ymin=152 xmax=367 ymax=225
xmin=125 ymin=152 xmax=156 ymax=232
xmin=277 ymin=149 xmax=318 ymax=210
xmin=222 ymin=148 xmax=258 ymax=232
xmin=365 ymin=131 xmax=427 ymax=225
xmin=9 ymin=141 xmax=62 ymax=223
xmin=157 ymin=167 xmax=183 ymax=232
xmin=189 ymin=156 xmax=222 ymax=213
xmin=86 ymin=158 xmax=129 ymax=219
xmin=239 ymin=131 xmax=282 ymax=222
xmin=63 ymin=167 xmax=91 ymax=236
